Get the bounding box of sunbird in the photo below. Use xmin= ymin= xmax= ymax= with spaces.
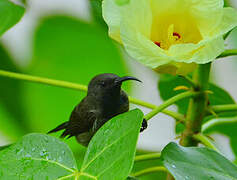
xmin=48 ymin=73 xmax=147 ymax=146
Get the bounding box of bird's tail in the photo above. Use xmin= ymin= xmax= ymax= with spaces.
xmin=47 ymin=122 xmax=69 ymax=134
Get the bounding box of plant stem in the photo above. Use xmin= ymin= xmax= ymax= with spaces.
xmin=211 ymin=104 xmax=237 ymax=113
xmin=0 ymin=70 xmax=88 ymax=91
xmin=179 ymin=75 xmax=198 ymax=89
xmin=0 ymin=69 xmax=184 ymax=121
xmin=218 ymin=49 xmax=237 ymax=58
xmin=134 ymin=153 xmax=161 ymax=162
xmin=193 ymin=133 xmax=219 ymax=152
xmin=131 ymin=166 xmax=167 ymax=177
xmin=144 ymin=91 xmax=198 ymax=121
xmin=180 ymin=63 xmax=211 ymax=147
xmin=202 ymin=116 xmax=237 ymax=133
xmin=129 ymin=97 xmax=185 ymax=122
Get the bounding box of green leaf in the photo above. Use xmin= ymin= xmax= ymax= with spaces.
xmin=80 ymin=109 xmax=143 ymax=180
xmin=0 ymin=133 xmax=77 ymax=179
xmin=0 ymin=0 xmax=25 ymax=36
xmin=0 ymin=144 xmax=10 ymax=151
xmin=224 ymin=0 xmax=231 ymax=7
xmin=202 ymin=85 xmax=237 ymax=159
xmin=90 ymin=0 xmax=107 ymax=27
xmin=22 ymin=15 xmax=129 ymax=153
xmin=0 ymin=44 xmax=28 ymax=139
xmin=208 ymin=83 xmax=235 ymax=105
xmin=161 ymin=142 xmax=237 ymax=180
xmin=203 ymin=114 xmax=237 ymax=161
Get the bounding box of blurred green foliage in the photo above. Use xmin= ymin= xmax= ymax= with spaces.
xmin=1 ymin=0 xmax=237 ymax=179
xmin=132 ymin=151 xmax=166 ymax=180
xmin=24 ymin=15 xmax=129 ymax=132
xmin=0 ymin=0 xmax=24 ymax=36
xmin=0 ymin=45 xmax=28 ymax=139
xmin=90 ymin=0 xmax=107 ymax=27
xmin=0 ymin=0 xmax=26 ymax=141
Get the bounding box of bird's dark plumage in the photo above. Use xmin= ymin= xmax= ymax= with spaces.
xmin=48 ymin=73 xmax=145 ymax=146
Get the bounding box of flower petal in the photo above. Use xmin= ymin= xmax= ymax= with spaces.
xmin=188 ymin=0 xmax=224 ymax=37
xmin=102 ymin=0 xmax=123 ymax=42
xmin=191 ymin=37 xmax=225 ymax=64
xmin=154 ymin=62 xmax=197 ymax=75
xmin=121 ymin=22 xmax=172 ymax=68
xmin=119 ymin=0 xmax=174 ymax=68
xmin=120 ymin=0 xmax=152 ymax=38
xmin=211 ymin=7 xmax=237 ymax=37
xmin=168 ymin=37 xmax=225 ymax=64
xmin=102 ymin=0 xmax=153 ymax=43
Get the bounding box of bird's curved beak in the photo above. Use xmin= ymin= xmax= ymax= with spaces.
xmin=115 ymin=76 xmax=142 ymax=85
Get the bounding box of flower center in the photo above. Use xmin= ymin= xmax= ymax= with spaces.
xmin=151 ymin=12 xmax=203 ymax=50
xmin=154 ymin=24 xmax=183 ymax=49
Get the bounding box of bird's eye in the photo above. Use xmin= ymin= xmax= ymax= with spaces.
xmin=99 ymin=81 xmax=106 ymax=87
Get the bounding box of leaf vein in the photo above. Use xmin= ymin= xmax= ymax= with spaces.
xmin=167 ymin=161 xmax=237 ymax=180
xmin=29 ymin=157 xmax=75 ymax=173
xmin=81 ymin=127 xmax=136 ymax=171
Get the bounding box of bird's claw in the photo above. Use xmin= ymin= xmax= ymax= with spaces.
xmin=140 ymin=118 xmax=148 ymax=132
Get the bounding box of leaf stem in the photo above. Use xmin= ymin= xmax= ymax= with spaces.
xmin=144 ymin=91 xmax=198 ymax=121
xmin=0 ymin=69 xmax=184 ymax=121
xmin=131 ymin=166 xmax=167 ymax=177
xmin=218 ymin=49 xmax=237 ymax=58
xmin=179 ymin=75 xmax=198 ymax=89
xmin=193 ymin=133 xmax=219 ymax=152
xmin=180 ymin=63 xmax=211 ymax=146
xmin=134 ymin=153 xmax=161 ymax=162
xmin=202 ymin=116 xmax=237 ymax=133
xmin=129 ymin=97 xmax=185 ymax=122
xmin=0 ymin=69 xmax=88 ymax=91
xmin=211 ymin=104 xmax=237 ymax=113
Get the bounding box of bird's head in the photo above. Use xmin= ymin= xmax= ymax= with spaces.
xmin=87 ymin=73 xmax=141 ymax=98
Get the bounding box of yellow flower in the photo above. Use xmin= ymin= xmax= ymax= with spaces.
xmin=102 ymin=0 xmax=237 ymax=75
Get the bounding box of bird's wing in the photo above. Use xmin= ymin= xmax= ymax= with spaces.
xmin=92 ymin=117 xmax=107 ymax=133
xmin=63 ymin=98 xmax=98 ymax=137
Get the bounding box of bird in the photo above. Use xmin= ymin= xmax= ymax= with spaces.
xmin=48 ymin=73 xmax=147 ymax=146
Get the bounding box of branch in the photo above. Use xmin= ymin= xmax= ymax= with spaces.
xmin=134 ymin=153 xmax=161 ymax=162
xmin=193 ymin=133 xmax=219 ymax=152
xmin=202 ymin=116 xmax=237 ymax=133
xmin=180 ymin=63 xmax=211 ymax=146
xmin=211 ymin=104 xmax=237 ymax=113
xmin=218 ymin=49 xmax=237 ymax=58
xmin=0 ymin=70 xmax=88 ymax=91
xmin=144 ymin=91 xmax=198 ymax=121
xmin=129 ymin=97 xmax=185 ymax=122
xmin=131 ymin=166 xmax=167 ymax=177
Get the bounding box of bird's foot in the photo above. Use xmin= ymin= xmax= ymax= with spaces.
xmin=140 ymin=118 xmax=148 ymax=132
